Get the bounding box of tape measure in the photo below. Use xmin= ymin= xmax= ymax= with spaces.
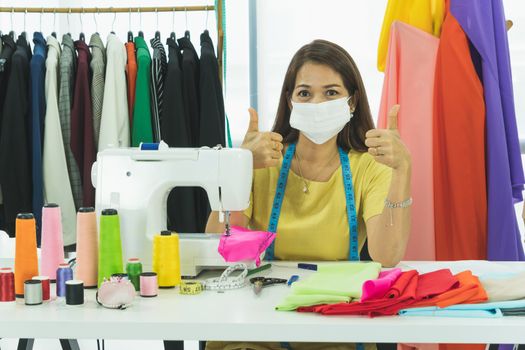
xmin=203 ymin=263 xmax=248 ymax=291
xmin=265 ymin=143 xmax=359 ymax=262
xmin=179 ymin=281 xmax=203 ymax=295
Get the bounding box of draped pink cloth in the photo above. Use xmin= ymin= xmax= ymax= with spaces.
xmin=378 ymin=21 xmax=439 ymax=260
xmin=361 ymin=268 xmax=402 ymax=302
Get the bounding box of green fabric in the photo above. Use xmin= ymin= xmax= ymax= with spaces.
xmin=276 ymin=294 xmax=351 ymax=311
xmin=132 ymin=36 xmax=153 ymax=146
xmin=276 ymin=262 xmax=381 ymax=311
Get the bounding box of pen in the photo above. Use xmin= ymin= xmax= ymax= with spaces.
xmin=287 ymin=275 xmax=299 ymax=286
xmin=298 ymin=263 xmax=317 ymax=271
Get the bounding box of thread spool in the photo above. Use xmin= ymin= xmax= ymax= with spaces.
xmin=24 ymin=280 xmax=43 ymax=305
xmin=32 ymin=276 xmax=50 ymax=301
xmin=14 ymin=213 xmax=39 ymax=297
xmin=56 ymin=263 xmax=73 ymax=297
xmin=98 ymin=209 xmax=124 ymax=287
xmin=140 ymin=272 xmax=158 ymax=297
xmin=75 ymin=207 xmax=98 ymax=288
xmin=152 ymin=231 xmax=181 ymax=288
xmin=126 ymin=258 xmax=142 ymax=291
xmin=65 ymin=280 xmax=84 ymax=305
xmin=40 ymin=204 xmax=65 ymax=282
xmin=0 ymin=268 xmax=15 ymax=302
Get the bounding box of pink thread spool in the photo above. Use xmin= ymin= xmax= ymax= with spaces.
xmin=75 ymin=207 xmax=98 ymax=288
xmin=40 ymin=204 xmax=65 ymax=282
xmin=140 ymin=272 xmax=158 ymax=297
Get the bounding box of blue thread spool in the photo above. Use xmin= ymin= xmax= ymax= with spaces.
xmin=56 ymin=263 xmax=73 ymax=297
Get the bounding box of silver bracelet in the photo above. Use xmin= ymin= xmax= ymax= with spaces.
xmin=384 ymin=197 xmax=413 ymax=209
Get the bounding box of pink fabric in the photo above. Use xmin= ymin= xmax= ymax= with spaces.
xmin=361 ymin=268 xmax=402 ymax=301
xmin=218 ymin=226 xmax=275 ymax=266
xmin=378 ymin=21 xmax=439 ymax=260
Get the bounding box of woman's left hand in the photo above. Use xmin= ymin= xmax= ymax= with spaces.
xmin=365 ymin=105 xmax=411 ymax=170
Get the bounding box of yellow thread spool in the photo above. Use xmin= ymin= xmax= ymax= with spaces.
xmin=152 ymin=231 xmax=181 ymax=288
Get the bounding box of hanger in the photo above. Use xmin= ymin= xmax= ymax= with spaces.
xmin=184 ymin=7 xmax=190 ymax=40
xmin=170 ymin=8 xmax=176 ymax=41
xmin=67 ymin=8 xmax=71 ymax=37
xmin=154 ymin=9 xmax=161 ymax=41
xmin=93 ymin=8 xmax=99 ymax=35
xmin=21 ymin=9 xmax=27 ymax=39
xmin=138 ymin=8 xmax=144 ymax=38
xmin=9 ymin=9 xmax=15 ymax=40
xmin=51 ymin=10 xmax=57 ymax=38
xmin=79 ymin=10 xmax=85 ymax=42
xmin=127 ymin=8 xmax=133 ymax=42
xmin=110 ymin=11 xmax=116 ymax=34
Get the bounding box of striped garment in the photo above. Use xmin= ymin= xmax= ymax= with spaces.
xmin=58 ymin=34 xmax=83 ymax=209
xmin=89 ymin=33 xmax=106 ymax=148
xmin=150 ymin=37 xmax=167 ymax=142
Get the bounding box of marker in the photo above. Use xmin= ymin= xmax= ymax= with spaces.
xmin=298 ymin=263 xmax=317 ymax=271
xmin=287 ymin=275 xmax=299 ymax=286
xmin=247 ymin=263 xmax=271 ymax=276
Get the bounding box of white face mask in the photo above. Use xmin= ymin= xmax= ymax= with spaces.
xmin=289 ymin=97 xmax=353 ymax=145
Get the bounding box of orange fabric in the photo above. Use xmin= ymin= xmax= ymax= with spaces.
xmin=125 ymin=42 xmax=137 ymax=130
xmin=433 ymin=3 xmax=487 ymax=260
xmin=412 ymin=270 xmax=487 ymax=308
xmin=378 ymin=21 xmax=438 ymax=260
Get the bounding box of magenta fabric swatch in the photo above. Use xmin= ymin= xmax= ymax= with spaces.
xmin=218 ymin=226 xmax=275 ymax=266
xmin=361 ymin=268 xmax=402 ymax=301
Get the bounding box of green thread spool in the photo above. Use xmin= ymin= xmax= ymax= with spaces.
xmin=126 ymin=258 xmax=142 ymax=291
xmin=98 ymin=209 xmax=124 ymax=287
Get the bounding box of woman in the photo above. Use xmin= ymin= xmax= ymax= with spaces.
xmin=205 ymin=39 xmax=411 ymax=350
xmin=207 ymin=39 xmax=411 ymax=268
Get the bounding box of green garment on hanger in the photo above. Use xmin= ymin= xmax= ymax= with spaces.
xmin=132 ymin=36 xmax=153 ymax=146
xmin=276 ymin=262 xmax=381 ymax=311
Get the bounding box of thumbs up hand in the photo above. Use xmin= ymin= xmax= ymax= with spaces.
xmin=365 ymin=105 xmax=411 ymax=170
xmin=241 ymin=108 xmax=284 ymax=169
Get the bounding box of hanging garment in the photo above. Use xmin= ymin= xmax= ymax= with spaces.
xmin=125 ymin=41 xmax=137 ymax=130
xmin=132 ymin=36 xmax=153 ymax=146
xmin=98 ymin=33 xmax=130 ymax=152
xmin=42 ymin=35 xmax=77 ymax=246
xmin=433 ymin=6 xmax=487 ymax=260
xmin=29 ymin=32 xmax=47 ymax=245
xmin=150 ymin=36 xmax=167 ymax=143
xmin=0 ymin=35 xmax=32 ymax=236
xmin=451 ymin=0 xmax=525 ymax=261
xmin=89 ymin=33 xmax=106 ymax=148
xmin=481 ymin=272 xmax=525 ymax=302
xmin=59 ymin=34 xmax=83 ymax=210
xmin=71 ymin=40 xmax=96 ymax=207
xmin=0 ymin=34 xmax=16 ymax=223
xmin=163 ymin=37 xmax=199 ymax=234
xmin=377 ymin=0 xmax=444 ymax=71
xmin=179 ymin=35 xmax=209 ymax=233
xmin=377 ymin=21 xmax=438 ymax=260
xmin=199 ymin=30 xmax=226 ymax=148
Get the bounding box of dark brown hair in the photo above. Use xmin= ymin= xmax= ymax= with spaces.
xmin=272 ymin=39 xmax=374 ymax=152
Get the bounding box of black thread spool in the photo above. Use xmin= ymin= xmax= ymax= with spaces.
xmin=65 ymin=280 xmax=84 ymax=305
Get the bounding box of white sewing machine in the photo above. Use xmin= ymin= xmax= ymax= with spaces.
xmin=92 ymin=144 xmax=253 ymax=277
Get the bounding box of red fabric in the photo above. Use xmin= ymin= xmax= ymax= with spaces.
xmin=304 ymin=269 xmax=458 ymax=317
xmin=433 ymin=0 xmax=487 ymax=261
xmin=71 ymin=40 xmax=96 ymax=207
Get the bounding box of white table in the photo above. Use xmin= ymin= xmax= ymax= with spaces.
xmin=1 ymin=260 xmax=525 ymax=344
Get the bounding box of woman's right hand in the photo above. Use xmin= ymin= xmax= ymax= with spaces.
xmin=241 ymin=108 xmax=284 ymax=169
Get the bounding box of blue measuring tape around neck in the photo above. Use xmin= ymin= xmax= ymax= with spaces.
xmin=265 ymin=143 xmax=360 ymax=262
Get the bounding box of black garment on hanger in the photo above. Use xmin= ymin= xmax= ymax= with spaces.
xmin=177 ymin=35 xmax=209 ymax=233
xmin=199 ymin=30 xmax=226 ymax=148
xmin=163 ymin=37 xmax=198 ymax=234
xmin=0 ymin=34 xmax=16 ymax=138
xmin=0 ymin=35 xmax=32 ymax=236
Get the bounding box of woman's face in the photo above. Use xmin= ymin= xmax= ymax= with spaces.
xmin=291 ymin=62 xmax=351 ymax=104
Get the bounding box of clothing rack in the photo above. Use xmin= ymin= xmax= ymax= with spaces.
xmin=0 ymin=4 xmax=225 ymax=80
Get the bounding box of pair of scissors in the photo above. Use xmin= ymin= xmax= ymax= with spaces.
xmin=250 ymin=277 xmax=287 ymax=295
